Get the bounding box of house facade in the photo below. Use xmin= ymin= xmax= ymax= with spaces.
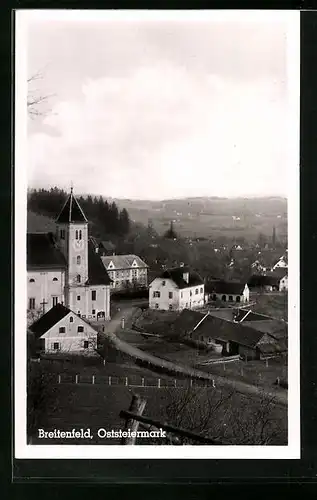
xmin=101 ymin=254 xmax=148 ymax=290
xmin=149 ymin=266 xmax=205 ymax=311
xmin=279 ymin=274 xmax=288 ymax=291
xmin=29 ymin=303 xmax=98 ymax=354
xmin=27 ymin=189 xmax=112 ymax=322
xmin=207 ymin=280 xmax=249 ymax=303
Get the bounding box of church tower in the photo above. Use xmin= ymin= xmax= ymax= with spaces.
xmin=55 ymin=189 xmax=89 ymax=301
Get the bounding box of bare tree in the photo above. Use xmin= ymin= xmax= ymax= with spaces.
xmin=27 ymin=70 xmax=54 ymax=118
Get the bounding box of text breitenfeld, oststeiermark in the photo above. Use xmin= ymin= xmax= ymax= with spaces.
xmin=37 ymin=428 xmax=166 ymax=439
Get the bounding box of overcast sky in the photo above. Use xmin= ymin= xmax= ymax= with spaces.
xmin=25 ymin=11 xmax=294 ymax=200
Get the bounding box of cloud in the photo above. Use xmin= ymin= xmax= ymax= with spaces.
xmin=28 ymin=61 xmax=287 ymax=199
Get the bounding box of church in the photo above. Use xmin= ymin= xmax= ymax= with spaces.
xmin=27 ymin=189 xmax=112 ymax=322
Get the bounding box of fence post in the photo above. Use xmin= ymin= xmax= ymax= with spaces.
xmin=121 ymin=394 xmax=147 ymax=445
xmin=174 ymin=379 xmax=177 ymax=388
xmin=125 ymin=377 xmax=128 ymax=387
xmin=58 ymin=374 xmax=61 ymax=384
xmin=190 ymin=379 xmax=193 ymax=388
xmin=266 ymin=358 xmax=269 ymax=368
xmin=212 ymin=379 xmax=215 ymax=388
xmin=223 ymin=363 xmax=226 ymax=371
xmin=109 ymin=376 xmax=112 ymax=386
xmin=92 ymin=375 xmax=95 ymax=385
xmin=158 ymin=378 xmax=161 ymax=388
xmin=142 ymin=377 xmax=145 ymax=387
xmin=103 ymin=359 xmax=106 ymax=366
xmin=75 ymin=374 xmax=79 ymax=384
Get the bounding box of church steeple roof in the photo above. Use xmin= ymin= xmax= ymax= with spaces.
xmin=56 ymin=188 xmax=88 ymax=223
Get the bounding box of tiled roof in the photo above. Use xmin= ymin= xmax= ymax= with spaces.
xmin=244 ymin=320 xmax=287 ymax=337
xmin=29 ymin=303 xmax=71 ymax=338
xmin=267 ymin=268 xmax=288 ymax=279
xmin=101 ymin=254 xmax=148 ymax=269
xmin=56 ymin=190 xmax=88 ymax=223
xmin=86 ymin=241 xmax=112 ymax=286
xmin=27 ymin=233 xmax=66 ymax=270
xmin=100 ymin=241 xmax=116 ymax=252
xmin=158 ymin=267 xmax=204 ymax=289
xmin=173 ymin=309 xmax=264 ymax=348
xmin=248 ymin=275 xmax=280 ymax=288
xmin=206 ymin=280 xmax=246 ymax=295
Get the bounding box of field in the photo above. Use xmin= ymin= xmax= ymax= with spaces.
xmin=28 ymin=359 xmax=287 ymax=446
xmin=251 ymin=292 xmax=288 ymax=321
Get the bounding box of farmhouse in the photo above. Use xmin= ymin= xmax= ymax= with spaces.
xmin=100 ymin=254 xmax=148 ymax=290
xmin=149 ymin=266 xmax=205 ymax=311
xmin=173 ymin=309 xmax=286 ymax=360
xmin=29 ymin=303 xmax=98 ymax=354
xmin=206 ymin=280 xmax=249 ymax=304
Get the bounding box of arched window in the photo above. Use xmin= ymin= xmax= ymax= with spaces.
xmin=79 ymin=230 xmax=82 ymax=240
xmin=29 ymin=278 xmax=35 ymax=283
xmin=53 ymin=277 xmax=58 ymax=282
xmin=228 ymin=295 xmax=233 ymax=302
xmin=77 ymin=256 xmax=81 ymax=265
xmin=236 ymin=296 xmax=241 ymax=302
xmin=70 ymin=316 xmax=73 ymax=323
xmin=222 ymin=295 xmax=227 ymax=302
xmin=75 ymin=230 xmax=78 ymax=240
xmin=77 ymin=274 xmax=81 ymax=283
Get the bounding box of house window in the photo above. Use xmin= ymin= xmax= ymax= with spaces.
xmin=169 ymin=304 xmax=173 ymax=310
xmin=200 ymin=287 xmax=203 ymax=293
xmin=169 ymin=292 xmax=173 ymax=299
xmin=91 ymin=290 xmax=96 ymax=301
xmin=29 ymin=298 xmax=35 ymax=310
xmin=70 ymin=317 xmax=73 ymax=323
xmin=79 ymin=230 xmax=82 ymax=240
xmin=155 ymin=303 xmax=159 ymax=309
xmin=78 ymin=326 xmax=84 ymax=333
xmin=60 ymin=229 xmax=65 ymax=240
xmin=208 ymin=337 xmax=212 ymax=343
xmin=190 ymin=291 xmax=192 ymax=297
xmin=92 ymin=309 xmax=96 ymax=315
xmin=229 ymin=295 xmax=233 ymax=302
xmin=236 ymin=296 xmax=241 ymax=303
xmin=29 ymin=278 xmax=35 ymax=283
xmin=53 ymin=277 xmax=58 ymax=282
xmin=186 ymin=303 xmax=188 ymax=307
xmin=77 ymin=274 xmax=81 ymax=283
xmin=195 ymin=288 xmax=198 ymax=295
xmin=83 ymin=341 xmax=89 ymax=349
xmin=162 ymin=280 xmax=166 ymax=286
xmin=77 ymin=311 xmax=81 ymax=316
xmin=77 ymin=256 xmax=81 ymax=265
xmin=181 ymin=292 xmax=183 ymax=298
xmin=59 ymin=327 xmax=66 ymax=333
xmin=222 ymin=295 xmax=227 ymax=302
xmin=75 ymin=230 xmax=78 ymax=240
xmin=153 ymin=291 xmax=160 ymax=298
xmin=53 ymin=342 xmax=60 ymax=350
xmin=52 ymin=296 xmax=58 ymax=307
xmin=212 ymin=294 xmax=217 ymax=301
xmin=77 ymin=295 xmax=80 ymax=301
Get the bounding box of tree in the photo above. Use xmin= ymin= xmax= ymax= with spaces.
xmin=27 ymin=70 xmax=54 ymax=118
xmin=164 ymin=221 xmax=178 ymax=240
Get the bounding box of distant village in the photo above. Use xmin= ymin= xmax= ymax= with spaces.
xmin=27 ymin=189 xmax=287 ymax=361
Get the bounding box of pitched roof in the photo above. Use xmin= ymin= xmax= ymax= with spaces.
xmin=29 ymin=303 xmax=71 ymax=338
xmin=158 ymin=267 xmax=204 ymax=289
xmin=101 ymin=254 xmax=148 ymax=269
xmin=267 ymin=268 xmax=288 ymax=279
xmin=206 ymin=280 xmax=246 ymax=295
xmin=27 ymin=233 xmax=66 ymax=270
xmin=248 ymin=275 xmax=280 ymax=288
xmin=86 ymin=241 xmax=112 ymax=286
xmin=56 ymin=189 xmax=88 ymax=224
xmin=100 ymin=241 xmax=116 ymax=252
xmin=176 ymin=309 xmax=264 ymax=348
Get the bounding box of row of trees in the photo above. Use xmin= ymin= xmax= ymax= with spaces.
xmin=27 ymin=187 xmax=130 ymax=238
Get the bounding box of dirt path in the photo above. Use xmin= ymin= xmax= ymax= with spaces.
xmin=99 ymin=308 xmax=287 ymax=407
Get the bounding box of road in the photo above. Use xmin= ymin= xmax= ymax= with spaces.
xmin=98 ymin=306 xmax=287 ymax=406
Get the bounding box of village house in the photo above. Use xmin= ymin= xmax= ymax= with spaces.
xmin=206 ymin=280 xmax=249 ymax=304
xmin=173 ymin=309 xmax=286 ymax=360
xmin=149 ymin=265 xmax=205 ymax=311
xmin=272 ymin=254 xmax=288 ymax=270
xmin=29 ymin=303 xmax=98 ymax=354
xmin=27 ymin=189 xmax=112 ymax=323
xmin=100 ymin=254 xmax=148 ymax=290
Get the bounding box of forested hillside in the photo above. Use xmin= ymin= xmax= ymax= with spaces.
xmin=27 ymin=188 xmax=130 ymax=239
